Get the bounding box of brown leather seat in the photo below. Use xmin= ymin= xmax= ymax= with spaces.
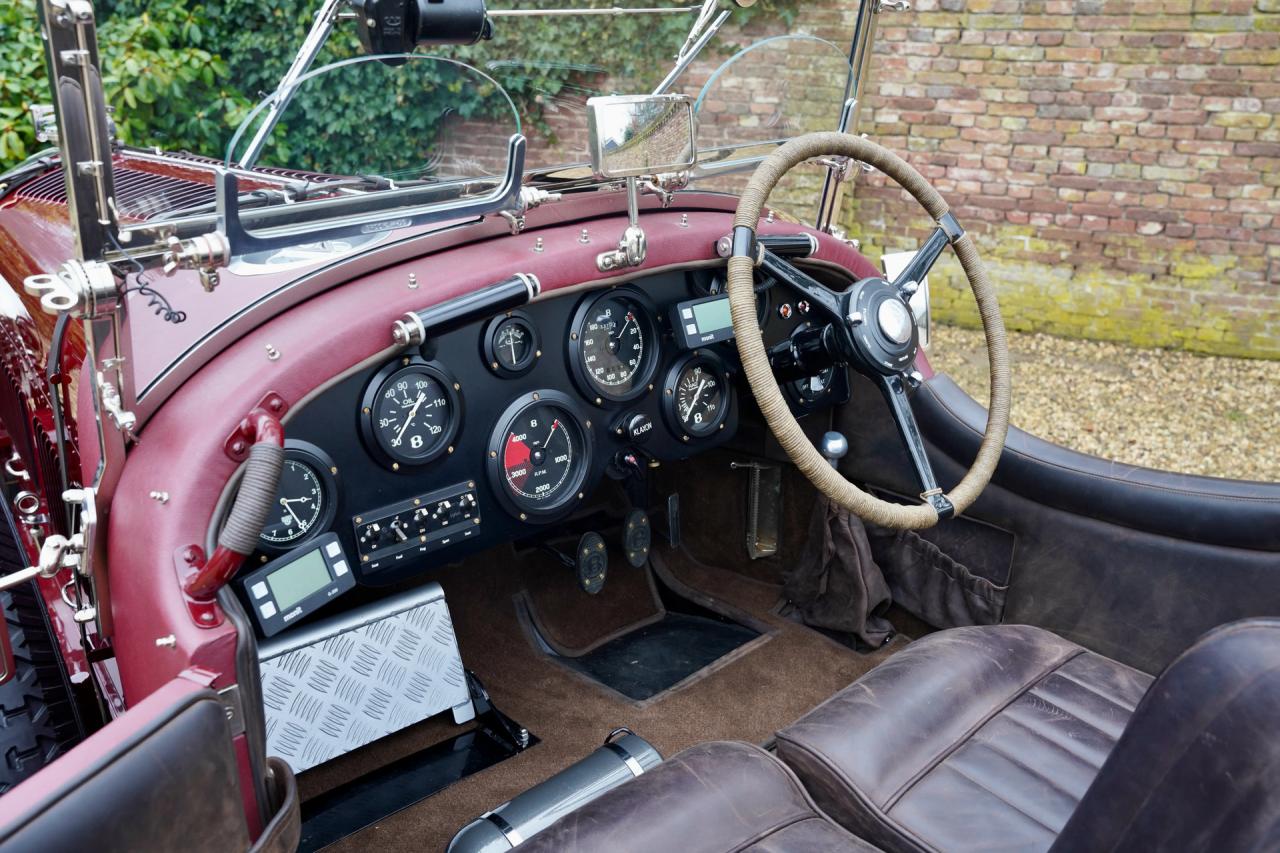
xmin=775 ymin=625 xmax=1153 ymax=852
xmin=518 ymin=740 xmax=882 ymax=853
xmin=519 ymin=620 xmax=1280 ymax=853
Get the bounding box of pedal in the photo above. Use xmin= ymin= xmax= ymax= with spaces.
xmin=575 ymin=532 xmax=608 ymax=595
xmin=622 ymin=508 xmax=651 ymax=568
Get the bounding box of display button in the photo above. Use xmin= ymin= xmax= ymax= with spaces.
xmin=325 ymin=541 xmax=342 ymax=558
xmin=681 ymin=307 xmax=694 ymax=320
xmin=251 ymin=581 xmax=269 ymax=600
xmin=686 ymin=323 xmax=698 ymax=335
xmin=260 ymin=602 xmax=278 ymax=619
xmin=333 ymin=560 xmax=349 ymax=577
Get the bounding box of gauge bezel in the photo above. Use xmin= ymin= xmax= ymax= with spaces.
xmin=481 ymin=310 xmax=541 ymax=379
xmin=567 ymin=287 xmax=662 ymax=405
xmin=662 ymin=349 xmax=734 ymax=441
xmin=257 ymin=440 xmax=340 ymax=554
xmin=360 ymin=356 xmax=463 ymax=469
xmin=487 ymin=390 xmax=594 ymax=520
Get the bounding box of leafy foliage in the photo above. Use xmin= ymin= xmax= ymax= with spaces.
xmin=1 ymin=0 xmax=794 ymax=172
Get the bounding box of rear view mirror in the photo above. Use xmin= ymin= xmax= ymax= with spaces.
xmin=587 ymin=94 xmax=697 ymax=179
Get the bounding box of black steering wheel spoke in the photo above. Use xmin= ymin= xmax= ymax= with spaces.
xmin=888 ymin=212 xmax=965 ymax=300
xmin=758 ymin=249 xmax=846 ymax=325
xmin=877 ymin=373 xmax=955 ymax=520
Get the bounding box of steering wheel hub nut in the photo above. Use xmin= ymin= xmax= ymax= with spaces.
xmin=877 ymin=298 xmax=914 ymax=345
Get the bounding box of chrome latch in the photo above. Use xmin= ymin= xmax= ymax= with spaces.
xmin=162 ymin=232 xmax=231 ymax=292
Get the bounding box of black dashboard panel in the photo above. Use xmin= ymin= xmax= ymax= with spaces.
xmin=237 ymin=266 xmax=842 ymax=598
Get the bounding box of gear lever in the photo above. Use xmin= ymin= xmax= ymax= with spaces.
xmin=821 ymin=431 xmax=848 ymax=469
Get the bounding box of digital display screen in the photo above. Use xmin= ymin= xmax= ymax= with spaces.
xmin=692 ymin=297 xmax=732 ymax=333
xmin=267 ymin=549 xmax=330 ymax=611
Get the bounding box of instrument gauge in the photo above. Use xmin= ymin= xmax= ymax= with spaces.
xmin=569 ymin=289 xmax=660 ymax=404
xmin=489 ymin=391 xmax=592 ymax=519
xmin=258 ymin=441 xmax=339 ymax=552
xmin=361 ymin=359 xmax=462 ymax=468
xmin=663 ymin=351 xmax=732 ymax=440
xmin=482 ymin=311 xmax=540 ymax=378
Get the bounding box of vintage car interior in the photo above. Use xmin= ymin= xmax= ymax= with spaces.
xmin=0 ymin=1 xmax=1276 ymax=852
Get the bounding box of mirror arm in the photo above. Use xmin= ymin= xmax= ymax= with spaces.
xmin=652 ymin=7 xmax=731 ymax=95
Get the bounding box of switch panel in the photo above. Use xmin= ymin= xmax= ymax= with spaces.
xmin=353 ymin=481 xmax=481 ymax=571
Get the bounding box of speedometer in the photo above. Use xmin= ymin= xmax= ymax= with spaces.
xmin=488 ymin=391 xmax=592 ymax=519
xmin=568 ymin=289 xmax=660 ymax=404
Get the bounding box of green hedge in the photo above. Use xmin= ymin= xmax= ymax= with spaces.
xmin=1 ymin=0 xmax=792 ymax=173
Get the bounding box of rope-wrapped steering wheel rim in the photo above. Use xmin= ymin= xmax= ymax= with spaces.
xmin=727 ymin=131 xmax=1011 ymax=529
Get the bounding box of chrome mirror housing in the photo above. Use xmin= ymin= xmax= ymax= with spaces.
xmin=587 ymin=95 xmax=697 ymax=180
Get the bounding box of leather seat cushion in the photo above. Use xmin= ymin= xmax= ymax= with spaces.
xmin=519 ymin=741 xmax=882 ymax=853
xmin=776 ymin=625 xmax=1153 ymax=853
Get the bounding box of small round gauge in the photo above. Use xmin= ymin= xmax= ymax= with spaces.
xmin=482 ymin=311 xmax=540 ymax=378
xmin=489 ymin=392 xmax=592 ymax=519
xmin=569 ymin=289 xmax=660 ymax=404
xmin=663 ymin=351 xmax=732 ymax=440
xmin=361 ymin=359 xmax=462 ymax=468
xmin=258 ymin=441 xmax=339 ymax=552
xmin=787 ymin=366 xmax=837 ymax=406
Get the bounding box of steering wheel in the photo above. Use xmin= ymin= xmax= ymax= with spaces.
xmin=728 ymin=132 xmax=1010 ymax=529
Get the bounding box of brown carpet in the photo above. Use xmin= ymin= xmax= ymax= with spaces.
xmin=306 ymin=541 xmax=906 ymax=852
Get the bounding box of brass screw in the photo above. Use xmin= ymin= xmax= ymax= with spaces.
xmin=447 ymin=446 xmax=454 ymax=454
xmin=392 ymin=462 xmax=400 ymax=471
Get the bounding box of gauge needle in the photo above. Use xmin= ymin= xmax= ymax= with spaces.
xmin=508 ymin=335 xmax=519 ymax=362
xmin=279 ymin=498 xmax=305 ymax=528
xmin=541 ymin=419 xmax=560 ymax=447
xmin=614 ymin=314 xmax=633 ymax=339
xmin=688 ymin=378 xmax=709 ymax=416
xmin=396 ymin=393 xmax=427 ymax=443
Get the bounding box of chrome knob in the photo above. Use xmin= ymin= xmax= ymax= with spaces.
xmin=821 ymin=431 xmax=848 ymax=468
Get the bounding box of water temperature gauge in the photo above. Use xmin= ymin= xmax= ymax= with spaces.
xmin=663 ymin=351 xmax=732 ymax=440
xmin=482 ymin=311 xmax=540 ymax=378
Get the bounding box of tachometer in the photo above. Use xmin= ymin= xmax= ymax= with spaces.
xmin=361 ymin=359 xmax=462 ymax=469
xmin=489 ymin=392 xmax=592 ymax=519
xmin=569 ymin=289 xmax=660 ymax=404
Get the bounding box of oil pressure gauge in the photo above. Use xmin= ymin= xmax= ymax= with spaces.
xmin=361 ymin=358 xmax=462 ymax=469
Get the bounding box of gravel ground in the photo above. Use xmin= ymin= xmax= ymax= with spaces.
xmin=927 ymin=324 xmax=1280 ymax=482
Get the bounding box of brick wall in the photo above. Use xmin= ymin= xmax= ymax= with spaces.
xmin=449 ymin=1 xmax=1280 ymax=357
xmin=848 ymin=0 xmax=1280 ymax=358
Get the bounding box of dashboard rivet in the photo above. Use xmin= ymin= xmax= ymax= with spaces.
xmin=491 ymin=361 xmax=500 ymax=370
xmin=578 ymin=493 xmax=585 ymax=500
xmin=468 ymin=481 xmax=475 ymax=489
xmin=594 ymin=397 xmax=602 ymax=406
xmin=330 ymin=467 xmax=338 ymax=475
xmin=682 ymin=435 xmax=690 ymax=442
xmin=570 ymin=332 xmax=578 ymax=341
xmin=647 ymin=383 xmax=654 ymax=391
xmin=408 ymin=273 xmax=419 ymax=289
xmin=474 ymin=518 xmax=481 ymax=525
xmin=532 ymin=392 xmax=540 ymax=401
xmin=519 ymin=513 xmax=528 ymax=521
xmin=535 ymin=350 xmax=542 ymax=358
xmin=355 ymin=516 xmax=363 ymax=524
xmin=585 ymin=421 xmax=592 ymax=429
xmin=579 ymin=228 xmax=590 ymax=244
xmin=413 ymin=498 xmax=421 ymax=505
xmin=447 ymin=446 xmax=454 ymax=454
xmin=490 ymin=451 xmax=497 ymax=459
xmin=533 ymin=237 xmax=544 ymax=253
xmin=679 ymin=214 xmax=689 ymax=228
xmin=766 ymin=209 xmax=776 ymax=224
xmin=363 ymin=407 xmax=371 ymax=415
xmin=149 ymin=490 xmax=169 ymax=503
xmin=265 ymin=344 xmax=280 ymax=361
xmin=392 ymin=462 xmax=400 ymax=471
xmin=363 ymin=554 xmax=370 ymax=562
xmin=665 ymin=388 xmax=673 ymax=395
xmin=453 ymin=383 xmax=461 ymax=391
xmin=719 ymin=423 xmax=726 ymax=430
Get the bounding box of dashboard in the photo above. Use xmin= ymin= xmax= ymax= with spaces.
xmin=232 ymin=264 xmax=848 ymax=634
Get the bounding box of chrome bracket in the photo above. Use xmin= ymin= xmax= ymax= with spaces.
xmin=162 ymin=232 xmax=231 ymax=292
xmin=501 ymin=186 xmax=564 ymax=236
xmin=22 ymin=258 xmax=121 ymax=320
xmin=597 ymin=177 xmax=649 ymax=272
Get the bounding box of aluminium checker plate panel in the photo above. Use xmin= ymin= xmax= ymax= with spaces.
xmin=258 ymin=581 xmax=475 ymax=774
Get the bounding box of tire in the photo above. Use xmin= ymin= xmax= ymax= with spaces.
xmin=0 ymin=581 xmax=81 ymax=795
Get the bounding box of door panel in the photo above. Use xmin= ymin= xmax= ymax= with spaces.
xmin=840 ymin=374 xmax=1280 ymax=673
xmin=0 ymin=675 xmax=252 ymax=853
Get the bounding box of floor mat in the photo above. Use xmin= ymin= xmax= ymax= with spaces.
xmin=534 ymin=610 xmax=761 ymax=702
xmin=317 ymin=542 xmax=907 ymax=852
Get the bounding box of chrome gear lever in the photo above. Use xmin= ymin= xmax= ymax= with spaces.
xmin=821 ymin=431 xmax=849 ymax=469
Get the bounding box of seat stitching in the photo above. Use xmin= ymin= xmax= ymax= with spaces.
xmin=999 ymin=705 xmax=1112 ymax=771
xmin=775 ymin=735 xmax=938 ymax=853
xmin=884 ymin=647 xmax=1088 ymax=810
xmin=1046 ymin=666 xmax=1146 ymax=714
xmin=966 ymin=737 xmax=1081 ymax=804
xmin=724 ymin=814 xmax=811 ymax=853
xmin=934 ymin=761 xmax=1059 ymax=835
